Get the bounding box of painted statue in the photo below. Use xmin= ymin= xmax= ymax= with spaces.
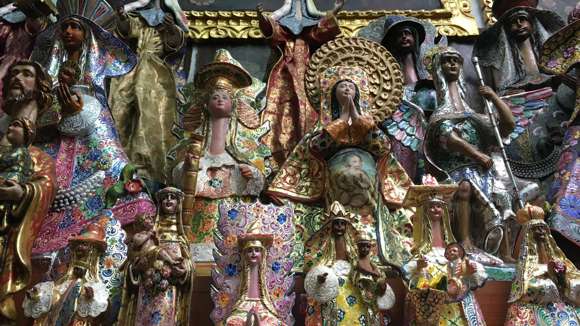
xmin=540 ymin=8 xmax=580 ymax=252
xmin=359 ymin=16 xmax=444 ymax=182
xmin=28 ymin=0 xmax=155 ymax=255
xmin=211 ymin=201 xmax=296 ymax=325
xmin=258 ymin=0 xmax=344 ymax=171
xmin=268 ymin=37 xmax=413 ymax=268
xmin=0 ymin=117 xmax=35 ymax=184
xmin=22 ymin=218 xmax=110 ymax=326
xmin=109 ymin=0 xmax=188 ymax=182
xmin=505 ymin=204 xmax=580 ymax=325
xmin=304 ymin=201 xmax=394 ymax=325
xmin=118 ymin=187 xmax=194 ymax=326
xmin=0 ymin=61 xmax=56 ymax=322
xmin=424 ymin=46 xmax=520 ymax=263
xmin=172 ymin=49 xmax=270 ymax=263
xmin=0 ymin=0 xmax=54 ymax=113
xmin=473 ymin=0 xmax=570 ymax=186
xmin=401 ymin=179 xmax=488 ymax=325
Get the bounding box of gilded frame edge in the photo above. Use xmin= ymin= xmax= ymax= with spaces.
xmin=185 ymin=0 xmax=479 ymax=40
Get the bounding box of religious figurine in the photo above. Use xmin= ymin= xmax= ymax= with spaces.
xmin=172 ymin=49 xmax=270 ymax=263
xmin=540 ymin=7 xmax=580 ymax=253
xmin=359 ymin=15 xmax=443 ymax=182
xmin=424 ymin=46 xmax=519 ymax=263
xmin=401 ymin=179 xmax=488 ymax=325
xmin=0 ymin=0 xmax=53 ymax=112
xmin=268 ymin=37 xmax=413 ymax=267
xmin=352 ymin=231 xmax=396 ymax=325
xmin=258 ymin=0 xmax=344 ymax=170
xmin=0 ymin=60 xmax=56 ymax=322
xmin=473 ymin=0 xmax=571 ymax=185
xmin=109 ymin=0 xmax=188 ymax=182
xmin=22 ymin=219 xmax=110 ymax=325
xmin=0 ymin=117 xmax=35 ymax=184
xmin=304 ymin=201 xmax=393 ymax=325
xmin=505 ymin=204 xmax=580 ymax=325
xmin=118 ymin=187 xmax=194 ymax=326
xmin=211 ymin=201 xmax=296 ymax=325
xmin=28 ymin=0 xmax=155 ymax=255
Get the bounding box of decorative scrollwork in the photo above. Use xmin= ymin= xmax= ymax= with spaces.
xmin=185 ymin=0 xmax=479 ymax=40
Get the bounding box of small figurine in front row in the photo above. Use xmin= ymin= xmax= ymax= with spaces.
xmin=402 ymin=178 xmax=488 ymax=325
xmin=23 ymin=218 xmax=110 ymax=325
xmin=504 ymin=204 xmax=580 ymax=325
xmin=0 ymin=117 xmax=35 ymax=184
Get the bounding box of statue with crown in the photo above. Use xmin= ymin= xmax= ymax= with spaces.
xmin=266 ymin=37 xmax=413 ymax=270
xmin=170 ymin=49 xmax=271 ymax=266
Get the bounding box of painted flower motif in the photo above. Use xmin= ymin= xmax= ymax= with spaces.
xmin=337 ymin=309 xmax=345 ymax=321
xmin=86 ymin=195 xmax=103 ymax=211
xmin=199 ymin=218 xmax=214 ymax=233
xmin=307 ymin=305 xmax=315 ymax=315
xmin=563 ymin=47 xmax=575 ymax=59
xmin=557 ymin=151 xmax=574 ymax=170
xmin=124 ymin=179 xmax=143 ymax=194
xmin=209 ymin=178 xmax=223 ymax=189
xmin=277 ymin=213 xmax=287 ymax=224
xmin=559 ymin=196 xmax=579 ymax=218
xmin=227 ymin=209 xmax=239 ymax=220
xmin=217 ymin=292 xmax=230 ymax=308
xmin=271 ymin=261 xmax=281 ymax=273
xmin=346 ymin=295 xmax=357 ymax=306
xmin=194 ymin=200 xmax=205 ymax=211
xmin=103 ymin=256 xmax=115 ymax=269
xmin=546 ymin=59 xmax=559 ymax=68
xmin=225 ymin=234 xmax=237 ymax=248
xmin=225 ymin=263 xmax=238 ymax=276
xmin=151 ymin=311 xmax=162 ymax=324
xmin=271 ymin=287 xmax=284 ymax=300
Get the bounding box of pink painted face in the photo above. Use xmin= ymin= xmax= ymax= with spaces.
xmin=208 ymin=89 xmax=233 ymax=118
xmin=245 ymin=246 xmax=263 ymax=266
xmin=427 ymin=202 xmax=444 ymax=222
xmin=335 ymin=80 xmax=356 ymax=106
xmin=7 ymin=65 xmax=37 ymax=98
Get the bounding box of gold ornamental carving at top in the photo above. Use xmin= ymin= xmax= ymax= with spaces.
xmin=305 ymin=37 xmax=404 ymax=123
xmin=185 ymin=0 xmax=480 ymax=40
xmin=480 ymin=0 xmax=496 ymax=25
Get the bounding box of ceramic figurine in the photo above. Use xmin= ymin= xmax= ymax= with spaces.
xmin=401 ymin=178 xmax=488 ymax=325
xmin=211 ymin=201 xmax=295 ymax=325
xmin=258 ymin=0 xmax=344 ymax=171
xmin=505 ymin=204 xmax=580 ymax=325
xmin=109 ymin=0 xmax=188 ymax=182
xmin=22 ymin=219 xmax=110 ymax=325
xmin=118 ymin=187 xmax=194 ymax=326
xmin=0 ymin=61 xmax=56 ymax=322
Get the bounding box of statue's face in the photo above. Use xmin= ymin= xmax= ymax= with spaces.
xmin=160 ymin=192 xmax=179 ymax=214
xmin=245 ymin=246 xmax=263 ymax=266
xmin=208 ymin=89 xmax=233 ymax=118
xmin=347 ymin=154 xmax=362 ymax=169
xmin=440 ymin=54 xmax=462 ymax=82
xmin=6 ymin=64 xmax=37 ymax=98
xmin=508 ymin=13 xmax=533 ymax=42
xmin=533 ymin=225 xmax=548 ymax=243
xmin=60 ymin=19 xmax=85 ymax=51
xmin=427 ymin=202 xmax=444 ymax=222
xmin=335 ymin=80 xmax=356 ymax=106
xmin=444 ymin=244 xmax=463 ymax=261
xmin=357 ymin=241 xmax=371 ymax=257
xmin=6 ymin=120 xmax=26 ymax=146
xmin=394 ymin=26 xmax=416 ymax=52
xmin=332 ymin=219 xmax=347 ymax=237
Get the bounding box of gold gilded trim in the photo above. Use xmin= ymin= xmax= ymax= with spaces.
xmin=481 ymin=0 xmax=496 ymax=25
xmin=185 ymin=0 xmax=479 ymax=40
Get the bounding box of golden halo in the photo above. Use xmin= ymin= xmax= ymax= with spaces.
xmin=305 ymin=37 xmax=404 ymax=123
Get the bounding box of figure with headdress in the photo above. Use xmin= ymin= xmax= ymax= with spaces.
xmin=304 ymin=201 xmax=382 ymax=325
xmin=0 ymin=0 xmax=55 ymax=113
xmin=257 ymin=0 xmax=344 ymax=171
xmin=27 ymin=0 xmax=155 ymax=255
xmin=22 ymin=217 xmax=110 ymax=325
xmin=401 ymin=177 xmax=488 ymax=326
xmin=108 ymin=0 xmax=188 ymax=182
xmin=118 ymin=187 xmax=194 ymax=326
xmin=268 ymin=37 xmax=413 ymax=268
xmin=210 ymin=201 xmax=295 ymax=325
xmin=0 ymin=60 xmax=56 ymax=322
xmin=172 ymin=49 xmax=270 ymax=263
xmin=424 ymin=46 xmax=524 ymax=263
xmin=505 ymin=204 xmax=580 ymax=325
xmin=359 ymin=16 xmax=444 ymax=182
xmin=539 ymin=7 xmax=580 ymax=254
xmin=473 ymin=0 xmax=572 ymax=186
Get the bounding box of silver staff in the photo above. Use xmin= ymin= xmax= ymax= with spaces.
xmin=472 ymin=56 xmax=524 ymax=209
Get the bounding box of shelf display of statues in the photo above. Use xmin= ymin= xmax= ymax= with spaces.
xmin=0 ymin=0 xmax=579 ymax=325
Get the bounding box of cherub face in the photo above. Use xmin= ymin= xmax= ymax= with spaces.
xmin=245 ymin=246 xmax=263 ymax=266
xmin=347 ymin=154 xmax=363 ymax=169
xmin=357 ymin=241 xmax=372 ymax=257
xmin=6 ymin=120 xmax=26 ymax=147
xmin=208 ymin=89 xmax=233 ymax=118
xmin=444 ymin=244 xmax=464 ymax=261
